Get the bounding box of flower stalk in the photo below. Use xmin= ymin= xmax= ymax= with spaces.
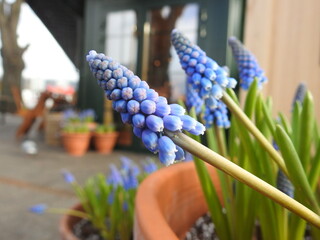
xmin=165 ymin=130 xmax=320 ymax=228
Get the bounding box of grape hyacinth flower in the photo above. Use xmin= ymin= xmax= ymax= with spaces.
xmin=86 ymin=50 xmax=205 ymax=166
xmin=61 ymin=169 xmax=76 ymax=184
xmin=185 ymin=81 xmax=203 ymax=115
xmin=171 ymin=29 xmax=237 ymax=108
xmin=29 ymin=204 xmax=47 ymax=214
xmin=228 ymin=36 xmax=267 ymax=90
xmin=203 ymin=101 xmax=230 ymax=128
xmin=171 ymin=29 xmax=235 ymax=129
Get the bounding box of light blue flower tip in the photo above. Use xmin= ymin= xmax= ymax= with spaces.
xmin=29 ymin=204 xmax=47 ymax=214
xmin=61 ymin=169 xmax=75 ymax=184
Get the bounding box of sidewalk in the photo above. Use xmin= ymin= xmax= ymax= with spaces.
xmin=0 ymin=114 xmax=150 ymax=240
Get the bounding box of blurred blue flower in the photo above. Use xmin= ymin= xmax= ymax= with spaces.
xmin=228 ymin=36 xmax=267 ymax=90
xmin=61 ymin=169 xmax=76 ymax=184
xmin=29 ymin=204 xmax=47 ymax=214
xmin=107 ymin=164 xmax=123 ymax=187
xmin=142 ymin=158 xmax=158 ymax=174
xmin=204 ymin=100 xmax=230 ymax=129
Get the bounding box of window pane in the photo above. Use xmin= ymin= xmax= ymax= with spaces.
xmin=144 ymin=4 xmax=199 ymax=101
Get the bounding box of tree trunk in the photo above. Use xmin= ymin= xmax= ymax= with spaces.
xmin=0 ymin=0 xmax=27 ymax=112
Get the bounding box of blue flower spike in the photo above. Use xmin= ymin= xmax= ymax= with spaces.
xmin=29 ymin=204 xmax=47 ymax=214
xmin=86 ymin=50 xmax=206 ymax=165
xmin=228 ymin=36 xmax=267 ymax=90
xmin=171 ymin=29 xmax=235 ymax=129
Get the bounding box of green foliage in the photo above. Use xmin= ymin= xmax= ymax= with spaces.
xmin=94 ymin=124 xmax=116 ymax=134
xmin=186 ymin=80 xmax=320 ymax=240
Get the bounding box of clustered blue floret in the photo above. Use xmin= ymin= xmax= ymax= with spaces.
xmin=171 ymin=29 xmax=235 ymax=129
xmin=228 ymin=36 xmax=267 ymax=90
xmin=185 ymin=82 xmax=203 ymax=115
xmin=203 ymin=101 xmax=230 ymax=128
xmin=86 ymin=50 xmax=205 ymax=166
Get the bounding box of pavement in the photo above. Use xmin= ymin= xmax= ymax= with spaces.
xmin=0 ymin=114 xmax=151 ymax=240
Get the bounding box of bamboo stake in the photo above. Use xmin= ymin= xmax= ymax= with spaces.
xmin=165 ymin=130 xmax=320 ymax=228
xmin=221 ymin=93 xmax=289 ymax=176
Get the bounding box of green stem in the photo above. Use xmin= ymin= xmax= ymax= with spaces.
xmin=47 ymin=208 xmax=90 ymax=219
xmin=222 ymin=92 xmax=288 ymax=176
xmin=165 ymin=130 xmax=320 ymax=228
xmin=214 ymin=125 xmax=227 ymax=157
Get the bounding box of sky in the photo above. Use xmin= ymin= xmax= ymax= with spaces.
xmin=0 ymin=2 xmax=79 ymax=88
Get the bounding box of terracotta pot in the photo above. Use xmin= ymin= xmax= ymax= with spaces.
xmin=93 ymin=132 xmax=119 ymax=154
xmin=59 ymin=203 xmax=82 ymax=240
xmin=134 ymin=161 xmax=221 ymax=240
xmin=61 ymin=132 xmax=91 ymax=156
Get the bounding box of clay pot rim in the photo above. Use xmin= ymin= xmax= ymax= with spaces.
xmin=59 ymin=203 xmax=83 ymax=240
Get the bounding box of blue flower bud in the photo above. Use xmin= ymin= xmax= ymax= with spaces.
xmin=127 ymin=100 xmax=140 ymax=114
xmin=99 ymin=60 xmax=109 ymax=70
xmin=205 ymin=97 xmax=218 ymax=110
xmin=121 ymin=112 xmax=132 ymax=124
xmin=29 ymin=204 xmax=47 ymax=214
xmin=121 ymin=87 xmax=133 ymax=100
xmin=204 ymin=68 xmax=216 ymax=81
xmin=113 ymin=99 xmax=127 ymax=113
xmin=141 ymin=100 xmax=156 ymax=114
xmin=61 ymin=169 xmax=75 ymax=184
xmin=179 ymin=115 xmax=197 ymax=131
xmin=188 ymin=122 xmax=205 ymax=135
xmin=124 ymin=69 xmax=134 ymax=79
xmin=156 ymin=96 xmax=168 ymax=104
xmin=163 ymin=115 xmax=183 ymax=131
xmin=106 ymin=78 xmax=117 ymax=90
xmin=200 ymin=77 xmax=212 ymax=91
xmin=112 ymin=68 xmax=123 ymax=79
xmin=105 ymin=90 xmax=112 ymax=100
xmin=175 ymin=145 xmax=185 ymax=161
xmin=110 ymin=89 xmax=122 ymax=100
xmin=169 ymin=104 xmax=185 ymax=116
xmin=146 ymin=115 xmax=164 ymax=132
xmin=159 ymin=151 xmax=175 ymax=166
xmin=155 ymin=102 xmax=171 ymax=117
xmin=192 ymin=73 xmax=202 ymax=84
xmin=211 ymin=84 xmax=223 ymax=99
xmin=117 ymin=77 xmax=128 ymax=88
xmin=142 ymin=129 xmax=159 ymax=153
xmin=133 ymin=88 xmax=147 ymax=102
xmin=139 ymin=81 xmax=150 ymax=89
xmin=132 ymin=113 xmax=145 ymax=128
xmin=196 ymin=63 xmax=206 ymax=73
xmin=104 ymin=69 xmax=113 ymax=81
xmin=133 ymin=126 xmax=143 ymax=138
xmin=215 ymin=76 xmax=228 ymax=88
xmin=158 ymin=136 xmax=176 ymax=154
xmin=108 ymin=61 xmax=120 ymax=70
xmin=128 ymin=76 xmax=141 ymax=89
xmin=146 ymin=89 xmax=159 ymax=102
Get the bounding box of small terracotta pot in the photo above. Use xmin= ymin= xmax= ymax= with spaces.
xmin=61 ymin=132 xmax=91 ymax=156
xmin=134 ymin=161 xmax=221 ymax=240
xmin=93 ymin=132 xmax=119 ymax=154
xmin=59 ymin=203 xmax=82 ymax=240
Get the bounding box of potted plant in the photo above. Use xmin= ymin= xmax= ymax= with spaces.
xmin=30 ymin=157 xmax=159 ymax=240
xmin=84 ymin=29 xmax=320 ymax=240
xmin=92 ymin=124 xmax=119 ymax=154
xmin=60 ymin=109 xmax=95 ymax=156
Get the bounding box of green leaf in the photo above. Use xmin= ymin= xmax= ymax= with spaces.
xmin=309 ymin=138 xmax=320 ymax=191
xmin=291 ymin=102 xmax=302 ymax=150
xmin=278 ymin=113 xmax=292 ymax=137
xmin=274 ymin=125 xmax=320 ymax=213
xmin=298 ymin=92 xmax=314 ymax=170
xmin=188 ymin=107 xmax=231 ymax=240
xmin=244 ymin=78 xmax=258 ymax=118
xmin=260 ymin=96 xmax=276 ymax=136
